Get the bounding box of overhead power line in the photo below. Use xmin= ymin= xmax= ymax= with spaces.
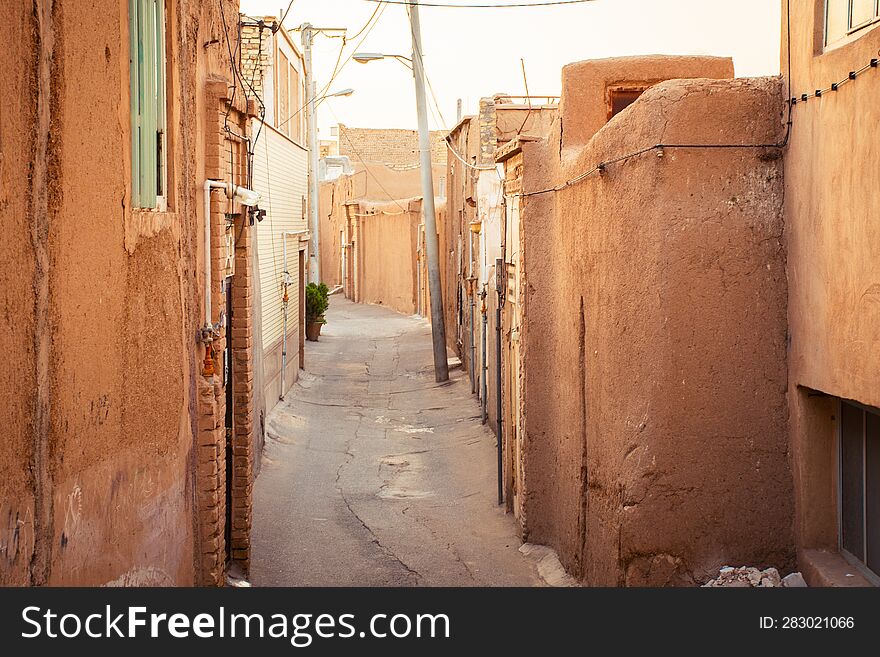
xmin=325 ymin=101 xmax=409 ymax=212
xmin=361 ymin=0 xmax=596 ymax=7
xmin=278 ymin=0 xmax=296 ymax=27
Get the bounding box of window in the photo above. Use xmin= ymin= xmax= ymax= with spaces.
xmin=129 ymin=0 xmax=167 ymax=210
xmin=839 ymin=399 xmax=880 ymax=583
xmin=276 ymin=51 xmax=302 ymax=142
xmin=277 ymin=51 xmax=290 ymax=136
xmin=606 ymin=85 xmax=653 ymax=122
xmin=826 ymin=0 xmax=880 ymax=46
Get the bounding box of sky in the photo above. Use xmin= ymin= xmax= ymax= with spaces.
xmin=240 ymin=0 xmax=782 ymax=138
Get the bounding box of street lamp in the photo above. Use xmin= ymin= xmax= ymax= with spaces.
xmin=319 ymin=88 xmax=355 ymax=102
xmin=350 ymin=6 xmax=450 ymax=383
xmin=353 ymin=53 xmax=413 ymax=69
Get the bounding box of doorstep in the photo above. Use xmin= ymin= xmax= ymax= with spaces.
xmin=799 ymin=549 xmax=875 ymax=587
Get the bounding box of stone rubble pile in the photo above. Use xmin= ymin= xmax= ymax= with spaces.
xmin=702 ymin=566 xmax=808 ymax=588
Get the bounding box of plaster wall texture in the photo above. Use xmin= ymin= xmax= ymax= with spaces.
xmin=356 ymin=199 xmax=423 ymax=316
xmin=780 ymin=1 xmax=880 ymax=571
xmin=494 ymin=104 xmax=558 ymax=145
xmin=318 ymin=159 xmax=443 ymax=292
xmin=559 ymin=55 xmax=735 ymax=150
xmin=341 ymin=162 xmax=446 ymax=202
xmin=441 ymin=117 xmax=479 ymax=359
xmin=0 ymin=0 xmax=247 ymax=586
xmin=520 ymin=69 xmax=793 ymax=585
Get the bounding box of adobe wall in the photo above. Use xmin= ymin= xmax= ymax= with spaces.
xmin=559 ymin=55 xmax=734 ymax=149
xmin=521 ymin=75 xmax=793 ymax=585
xmin=356 ymin=199 xmax=423 ymax=316
xmin=441 ymin=118 xmax=479 ymax=358
xmin=781 ymin=2 xmax=880 ymax=565
xmin=495 ymin=104 xmax=558 ymax=142
xmin=319 ymin=162 xmax=444 ymax=289
xmin=0 ymin=0 xmax=247 ymax=586
xmin=338 ymin=124 xmax=447 ymax=168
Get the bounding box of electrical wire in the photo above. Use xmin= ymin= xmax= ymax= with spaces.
xmin=788 ymin=52 xmax=880 ymax=107
xmin=352 ymin=208 xmax=411 ymax=217
xmin=361 ymin=0 xmax=596 ymax=7
xmin=278 ymin=0 xmax=296 ymax=28
xmin=349 ymin=0 xmax=385 ymax=39
xmin=326 ymin=100 xmax=409 ymax=212
xmin=275 ymin=2 xmax=389 ymax=136
xmin=784 ymin=0 xmax=792 ymax=146
xmin=315 ymin=0 xmax=390 ymax=101
xmin=417 ymin=37 xmax=496 ymax=172
xmin=219 ymin=0 xmax=242 ymax=135
xmin=518 ymin=141 xmax=785 ymax=198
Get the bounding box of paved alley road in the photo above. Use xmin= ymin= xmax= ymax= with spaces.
xmin=251 ymin=298 xmax=543 ymax=586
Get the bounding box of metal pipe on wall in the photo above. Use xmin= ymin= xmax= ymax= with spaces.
xmin=203 ymin=179 xmax=227 ymax=330
xmin=468 ymin=229 xmax=476 ymax=394
xmin=470 ymin=290 xmax=476 ymax=394
xmin=481 ymin=286 xmax=488 ymax=423
xmin=495 ymin=257 xmax=504 ymax=506
xmin=280 ymin=230 xmax=308 ymax=400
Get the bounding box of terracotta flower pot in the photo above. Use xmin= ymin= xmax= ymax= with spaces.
xmin=306 ymin=321 xmax=323 ymax=342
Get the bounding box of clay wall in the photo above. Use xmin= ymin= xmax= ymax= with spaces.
xmin=520 ymin=68 xmax=793 ymax=585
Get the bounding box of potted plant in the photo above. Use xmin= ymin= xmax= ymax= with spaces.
xmin=305 ymin=282 xmax=329 ymax=341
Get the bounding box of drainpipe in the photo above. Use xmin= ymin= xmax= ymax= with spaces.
xmin=203 ymin=180 xmax=227 ymax=327
xmin=495 ymin=257 xmax=504 ymax=506
xmin=481 ymin=285 xmax=488 ymax=423
xmin=496 ymin=194 xmax=508 ymax=506
xmin=416 ymin=250 xmax=423 ymax=316
xmin=469 ymin=281 xmax=476 ymax=394
xmin=201 ymin=180 xmax=227 ymax=374
xmin=467 ymin=228 xmax=475 ymax=394
xmin=280 ymin=230 xmax=309 ymax=401
xmin=202 ymin=179 xmax=261 ymax=375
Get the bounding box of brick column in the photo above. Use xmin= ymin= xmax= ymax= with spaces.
xmin=230 ymin=214 xmax=254 ymax=572
xmin=194 ymin=81 xmax=229 ymax=586
xmin=197 ymin=375 xmax=226 ymax=586
xmin=478 ymin=97 xmax=498 ymax=167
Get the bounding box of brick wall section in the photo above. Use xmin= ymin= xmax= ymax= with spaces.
xmin=198 ymin=79 xmax=255 ymax=584
xmin=240 ymin=19 xmax=272 ymax=101
xmin=338 ymin=124 xmax=447 ymax=169
xmin=230 ymin=215 xmax=255 ymax=569
xmin=198 ymin=81 xmax=228 ymax=586
xmin=197 ymin=376 xmax=226 ymax=586
xmin=478 ymin=97 xmax=498 ymax=166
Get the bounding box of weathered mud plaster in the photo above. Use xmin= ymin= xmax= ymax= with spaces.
xmin=781 ymin=1 xmax=880 ymax=586
xmin=521 ymin=69 xmax=793 ymax=585
xmin=0 ymin=0 xmax=255 ymax=586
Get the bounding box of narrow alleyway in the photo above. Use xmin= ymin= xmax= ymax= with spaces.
xmin=250 ymin=298 xmax=543 ymax=586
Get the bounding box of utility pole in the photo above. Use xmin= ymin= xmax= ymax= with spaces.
xmin=409 ymin=1 xmax=449 ymax=382
xmin=301 ymin=23 xmax=321 ymax=284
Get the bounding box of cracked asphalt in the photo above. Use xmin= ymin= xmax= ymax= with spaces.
xmin=250 ymin=297 xmax=542 ymax=586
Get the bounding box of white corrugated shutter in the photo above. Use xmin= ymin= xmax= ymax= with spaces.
xmin=252 ymin=122 xmax=309 ymax=351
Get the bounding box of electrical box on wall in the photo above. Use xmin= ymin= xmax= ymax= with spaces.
xmin=223 ymin=224 xmax=235 ymax=278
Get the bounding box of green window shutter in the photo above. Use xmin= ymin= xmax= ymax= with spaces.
xmin=155 ymin=0 xmax=166 ymax=198
xmin=129 ymin=0 xmax=140 ymax=205
xmin=129 ymin=0 xmax=162 ymax=209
